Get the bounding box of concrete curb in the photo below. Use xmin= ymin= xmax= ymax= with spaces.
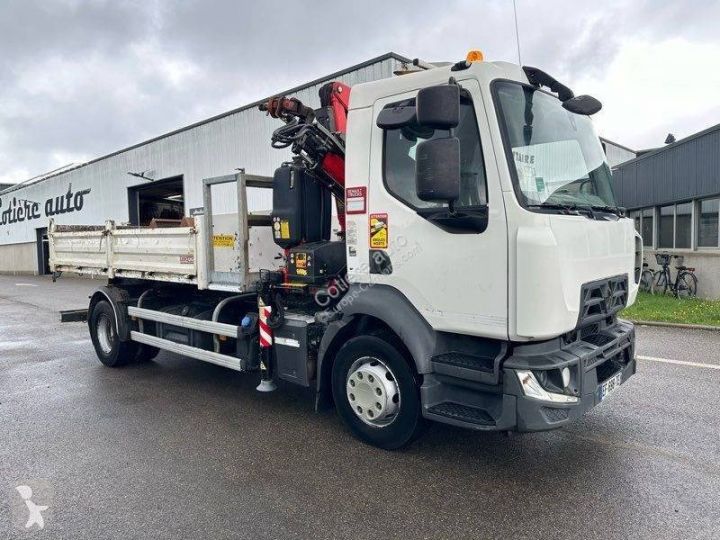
xmin=628 ymin=319 xmax=720 ymax=331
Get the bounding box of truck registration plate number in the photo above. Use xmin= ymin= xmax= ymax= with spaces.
xmin=598 ymin=372 xmax=622 ymax=401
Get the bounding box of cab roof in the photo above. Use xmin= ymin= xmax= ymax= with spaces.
xmin=348 ymin=60 xmax=529 ymax=110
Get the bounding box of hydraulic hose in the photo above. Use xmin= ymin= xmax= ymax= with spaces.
xmin=266 ymin=291 xmax=285 ymax=330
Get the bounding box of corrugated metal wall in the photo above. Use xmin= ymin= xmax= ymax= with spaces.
xmin=612 ymin=125 xmax=720 ymax=209
xmin=0 ymin=55 xmax=405 ymax=246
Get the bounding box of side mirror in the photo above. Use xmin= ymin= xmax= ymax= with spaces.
xmin=416 ymin=85 xmax=460 ymax=129
xmin=415 ymin=137 xmax=460 ymax=202
xmin=376 ymin=105 xmax=417 ymax=129
xmin=562 ymin=94 xmax=602 ymax=115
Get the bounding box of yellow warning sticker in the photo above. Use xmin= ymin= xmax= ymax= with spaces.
xmin=213 ymin=234 xmax=235 ymax=248
xmin=369 ymin=213 xmax=388 ymax=249
xmin=280 ymin=220 xmax=290 ymax=239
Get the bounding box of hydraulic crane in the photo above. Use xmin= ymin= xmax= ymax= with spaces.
xmin=260 ymin=82 xmax=351 ymax=232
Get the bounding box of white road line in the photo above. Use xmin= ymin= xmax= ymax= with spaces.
xmin=637 ymin=355 xmax=720 ymax=370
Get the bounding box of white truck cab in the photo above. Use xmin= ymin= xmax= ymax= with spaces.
xmin=50 ymin=54 xmax=638 ymax=449
xmin=347 ymin=60 xmax=638 ymax=340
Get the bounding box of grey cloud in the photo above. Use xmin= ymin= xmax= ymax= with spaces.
xmin=1 ymin=0 xmax=719 ymax=183
xmin=0 ymin=0 xmax=152 ymax=68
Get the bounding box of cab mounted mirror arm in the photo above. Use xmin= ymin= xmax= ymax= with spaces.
xmin=522 ymin=66 xmax=602 ymax=115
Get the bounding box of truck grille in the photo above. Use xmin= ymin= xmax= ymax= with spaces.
xmin=578 ymin=275 xmax=628 ymax=327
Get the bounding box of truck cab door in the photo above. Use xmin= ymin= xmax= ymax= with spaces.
xmin=349 ymin=79 xmax=508 ymax=340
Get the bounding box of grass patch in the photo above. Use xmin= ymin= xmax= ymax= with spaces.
xmin=622 ymin=291 xmax=720 ymax=326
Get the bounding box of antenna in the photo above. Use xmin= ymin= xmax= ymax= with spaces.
xmin=512 ymin=0 xmax=522 ymax=65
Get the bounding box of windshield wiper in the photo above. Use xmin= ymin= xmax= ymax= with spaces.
xmin=528 ymin=203 xmax=605 ymax=219
xmin=527 ymin=203 xmax=581 ymax=215
xmin=589 ymin=205 xmax=625 ymax=217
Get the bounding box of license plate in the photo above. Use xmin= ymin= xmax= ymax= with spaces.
xmin=598 ymin=372 xmax=623 ymax=401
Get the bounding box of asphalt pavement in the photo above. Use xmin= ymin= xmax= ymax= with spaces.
xmin=1 ymin=275 xmax=719 ymax=539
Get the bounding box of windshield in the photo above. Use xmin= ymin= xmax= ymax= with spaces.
xmin=494 ymin=81 xmax=617 ymax=211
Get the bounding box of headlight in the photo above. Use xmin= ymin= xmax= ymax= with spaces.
xmin=516 ymin=370 xmax=578 ymax=403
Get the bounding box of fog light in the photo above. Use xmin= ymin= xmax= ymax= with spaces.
xmin=561 ymin=367 xmax=571 ymax=388
xmin=516 ymin=370 xmax=578 ymax=403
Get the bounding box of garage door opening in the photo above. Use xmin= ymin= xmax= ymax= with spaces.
xmin=128 ymin=176 xmax=184 ymax=226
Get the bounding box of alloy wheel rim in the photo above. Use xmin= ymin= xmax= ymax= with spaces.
xmin=346 ymin=356 xmax=401 ymax=427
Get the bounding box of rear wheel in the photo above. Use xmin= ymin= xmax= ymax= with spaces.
xmin=89 ymin=300 xmax=136 ymax=367
xmin=331 ymin=335 xmax=424 ymax=450
xmin=675 ymin=272 xmax=698 ymax=299
xmin=651 ymin=270 xmax=668 ymax=295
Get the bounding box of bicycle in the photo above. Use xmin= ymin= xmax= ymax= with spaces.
xmin=651 ymin=253 xmax=698 ymax=298
xmin=638 ymin=258 xmax=654 ymax=293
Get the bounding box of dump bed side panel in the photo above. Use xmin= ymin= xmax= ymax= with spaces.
xmin=50 ymin=225 xmax=109 ymax=277
xmin=49 ymin=221 xmax=199 ymax=285
xmin=110 ymin=227 xmax=198 ymax=278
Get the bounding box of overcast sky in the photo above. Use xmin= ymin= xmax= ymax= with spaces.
xmin=2 ymin=0 xmax=720 ymax=184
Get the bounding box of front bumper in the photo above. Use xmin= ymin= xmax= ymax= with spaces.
xmin=421 ymin=319 xmax=636 ymax=432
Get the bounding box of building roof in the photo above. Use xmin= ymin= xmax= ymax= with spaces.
xmin=1 ymin=163 xmax=83 ymax=195
xmin=1 ymin=52 xmax=411 ymax=197
xmin=611 ymin=119 xmax=720 ymax=209
xmin=614 ymin=121 xmax=720 ymax=169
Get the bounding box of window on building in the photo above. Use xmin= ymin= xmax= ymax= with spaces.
xmin=383 ymin=93 xmax=487 ymax=210
xmin=630 ymin=208 xmax=654 ymax=247
xmin=658 ymin=205 xmax=674 ymax=248
xmin=698 ymin=198 xmax=720 ymax=248
xmin=675 ymin=202 xmax=692 ymax=249
xmin=641 ymin=208 xmax=653 ymax=247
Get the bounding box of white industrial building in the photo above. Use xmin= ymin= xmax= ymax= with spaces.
xmin=0 ymin=52 xmax=635 ymax=275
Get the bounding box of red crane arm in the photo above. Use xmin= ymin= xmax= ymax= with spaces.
xmin=260 ymin=81 xmax=352 ymax=232
xmin=318 ymin=82 xmax=351 ymax=231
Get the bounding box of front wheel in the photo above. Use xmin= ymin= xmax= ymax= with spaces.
xmin=89 ymin=300 xmax=136 ymax=367
xmin=331 ymin=335 xmax=424 ymax=450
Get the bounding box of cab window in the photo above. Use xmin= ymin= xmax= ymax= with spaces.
xmin=382 ymin=94 xmax=487 ymax=210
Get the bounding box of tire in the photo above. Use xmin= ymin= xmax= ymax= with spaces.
xmin=88 ymin=300 xmax=136 ymax=367
xmin=134 ymin=344 xmax=160 ymax=362
xmin=651 ymin=270 xmax=668 ymax=295
xmin=640 ymin=269 xmax=654 ymax=293
xmin=675 ymin=272 xmax=698 ymax=299
xmin=331 ymin=335 xmax=424 ymax=450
